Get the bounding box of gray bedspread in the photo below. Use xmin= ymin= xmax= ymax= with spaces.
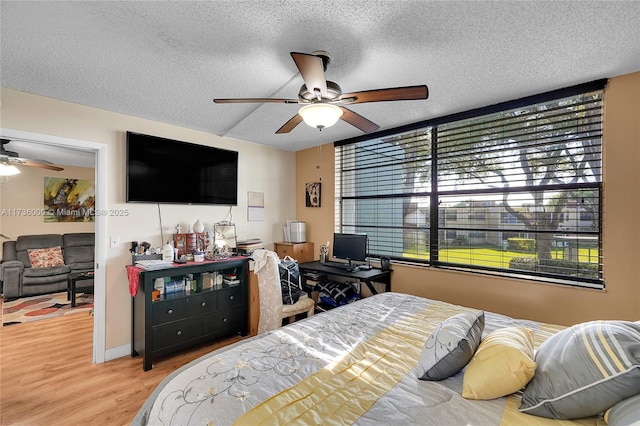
xmin=132 ymin=292 xmax=603 ymax=426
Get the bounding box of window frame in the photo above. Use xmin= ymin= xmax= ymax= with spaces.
xmin=334 ymin=79 xmax=606 ymax=289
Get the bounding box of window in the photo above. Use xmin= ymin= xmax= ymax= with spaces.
xmin=446 ymin=210 xmax=458 ymax=221
xmin=335 ymin=81 xmax=604 ymax=288
xmin=580 ymin=211 xmax=594 ymax=222
xmin=501 ymin=212 xmax=521 ymax=224
xmin=335 ymin=130 xmax=432 ymax=261
xmin=468 ymin=211 xmax=486 ymax=220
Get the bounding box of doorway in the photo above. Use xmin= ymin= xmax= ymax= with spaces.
xmin=0 ymin=128 xmax=107 ymax=363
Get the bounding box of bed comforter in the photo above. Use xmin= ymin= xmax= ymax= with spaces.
xmin=133 ymin=292 xmax=605 ymax=425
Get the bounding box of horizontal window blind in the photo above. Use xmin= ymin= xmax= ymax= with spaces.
xmin=438 ymin=94 xmax=602 ymax=192
xmin=335 ymin=83 xmax=604 ymax=288
xmin=336 ymin=130 xmax=431 ymax=261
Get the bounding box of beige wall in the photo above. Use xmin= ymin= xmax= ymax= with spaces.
xmin=1 ymin=164 xmax=95 ymax=238
xmin=296 ymin=71 xmax=640 ymax=326
xmin=1 ymin=88 xmax=296 ymax=352
xmin=295 ymin=144 xmax=336 ymax=248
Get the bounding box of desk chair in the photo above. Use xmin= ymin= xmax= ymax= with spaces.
xmin=252 ymin=249 xmax=315 ymax=334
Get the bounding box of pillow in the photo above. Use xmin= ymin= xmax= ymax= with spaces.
xmin=520 ymin=320 xmax=640 ymax=419
xmin=604 ymin=393 xmax=640 ymax=426
xmin=27 ymin=246 xmax=65 ymax=268
xmin=416 ymin=310 xmax=484 ymax=381
xmin=462 ymin=326 xmax=536 ymax=400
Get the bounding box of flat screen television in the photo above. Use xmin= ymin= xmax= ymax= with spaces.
xmin=332 ymin=233 xmax=368 ymax=265
xmin=126 ymin=131 xmax=238 ymax=205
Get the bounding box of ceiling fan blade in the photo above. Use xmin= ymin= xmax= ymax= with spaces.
xmin=340 ymin=85 xmax=429 ymax=104
xmin=213 ymin=98 xmax=299 ymax=104
xmin=21 ymin=159 xmax=64 ymax=171
xmin=275 ymin=114 xmax=304 ymax=134
xmin=291 ymin=52 xmax=327 ymax=98
xmin=339 ymin=107 xmax=380 ymax=133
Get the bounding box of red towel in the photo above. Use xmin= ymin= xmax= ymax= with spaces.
xmin=126 ymin=265 xmax=143 ymax=296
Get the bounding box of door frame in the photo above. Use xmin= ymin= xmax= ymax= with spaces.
xmin=0 ymin=128 xmax=107 ymax=363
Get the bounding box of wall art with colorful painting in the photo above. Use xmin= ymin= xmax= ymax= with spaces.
xmin=43 ymin=177 xmax=95 ymax=222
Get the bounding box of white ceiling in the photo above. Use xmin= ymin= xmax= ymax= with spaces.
xmin=1 ymin=1 xmax=639 ymax=162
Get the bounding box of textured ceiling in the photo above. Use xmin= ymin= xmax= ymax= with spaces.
xmin=2 ymin=1 xmax=640 ymax=160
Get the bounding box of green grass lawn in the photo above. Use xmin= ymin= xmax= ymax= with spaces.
xmin=408 ymin=247 xmax=599 ymax=268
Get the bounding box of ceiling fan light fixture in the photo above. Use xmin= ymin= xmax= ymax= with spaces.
xmin=299 ymin=103 xmax=343 ymax=129
xmin=0 ymin=163 xmax=21 ymax=176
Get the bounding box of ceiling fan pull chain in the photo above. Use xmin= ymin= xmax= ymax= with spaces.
xmin=316 ymin=130 xmax=322 ymax=182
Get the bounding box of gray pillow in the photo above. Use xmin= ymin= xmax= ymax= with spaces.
xmin=520 ymin=320 xmax=640 ymax=419
xmin=605 ymin=393 xmax=640 ymax=426
xmin=416 ymin=310 xmax=485 ymax=381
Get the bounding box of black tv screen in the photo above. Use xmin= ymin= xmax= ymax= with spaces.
xmin=126 ymin=132 xmax=238 ymax=205
xmin=333 ymin=233 xmax=368 ymax=262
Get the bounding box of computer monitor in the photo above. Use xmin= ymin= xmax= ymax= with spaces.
xmin=332 ymin=233 xmax=368 ymax=266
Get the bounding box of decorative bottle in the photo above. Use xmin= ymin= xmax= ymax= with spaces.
xmin=193 ymin=219 xmax=205 ymax=234
xmin=162 ymin=241 xmax=174 ymax=262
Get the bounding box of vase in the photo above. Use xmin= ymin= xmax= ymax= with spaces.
xmin=193 ymin=219 xmax=205 ymax=233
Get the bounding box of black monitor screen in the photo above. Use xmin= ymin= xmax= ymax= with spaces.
xmin=332 ymin=233 xmax=368 ymax=262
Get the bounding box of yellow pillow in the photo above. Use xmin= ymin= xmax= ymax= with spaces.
xmin=462 ymin=326 xmax=536 ymax=400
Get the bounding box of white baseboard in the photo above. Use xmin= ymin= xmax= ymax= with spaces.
xmin=104 ymin=343 xmax=131 ymax=362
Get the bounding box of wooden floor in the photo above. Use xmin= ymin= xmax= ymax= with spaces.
xmin=0 ymin=309 xmax=244 ymax=425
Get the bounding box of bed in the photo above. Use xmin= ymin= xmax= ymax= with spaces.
xmin=133 ymin=292 xmax=639 ymax=426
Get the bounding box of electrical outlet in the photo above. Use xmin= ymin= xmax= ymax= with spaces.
xmin=110 ymin=235 xmax=120 ymax=248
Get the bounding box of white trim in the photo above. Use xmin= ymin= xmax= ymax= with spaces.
xmin=0 ymin=128 xmax=107 ymax=363
xmin=104 ymin=343 xmax=131 ymax=362
xmin=92 ymin=144 xmax=107 ymax=363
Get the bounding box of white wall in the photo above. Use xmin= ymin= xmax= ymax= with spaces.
xmin=0 ymin=87 xmax=296 ymax=354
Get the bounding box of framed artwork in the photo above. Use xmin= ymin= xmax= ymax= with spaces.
xmin=305 ymin=182 xmax=321 ymax=207
xmin=43 ymin=177 xmax=95 ymax=222
xmin=247 ymin=191 xmax=265 ymax=221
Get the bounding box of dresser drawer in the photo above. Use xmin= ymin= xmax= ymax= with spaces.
xmin=153 ymin=317 xmax=202 ymax=350
xmin=218 ymin=285 xmax=243 ymax=308
xmin=276 ymin=244 xmax=293 ymax=258
xmin=186 ymin=291 xmax=217 ymax=315
xmin=152 ymin=298 xmax=186 ymax=325
xmin=204 ymin=306 xmax=245 ymax=335
xmin=274 ymin=242 xmax=314 ymax=263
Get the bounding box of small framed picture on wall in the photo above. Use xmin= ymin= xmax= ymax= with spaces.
xmin=305 ymin=182 xmax=321 ymax=208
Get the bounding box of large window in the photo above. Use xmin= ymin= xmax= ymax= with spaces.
xmin=335 ymin=81 xmax=604 ymax=288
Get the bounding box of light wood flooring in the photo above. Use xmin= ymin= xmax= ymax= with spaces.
xmin=0 ymin=309 xmax=244 ymax=425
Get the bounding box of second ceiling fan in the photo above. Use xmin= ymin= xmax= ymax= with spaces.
xmin=213 ymin=51 xmax=429 ymax=134
xmin=0 ymin=139 xmax=64 ymax=173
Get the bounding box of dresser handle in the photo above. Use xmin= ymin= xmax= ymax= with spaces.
xmin=167 ymin=309 xmax=173 ymax=315
xmin=176 ymin=330 xmax=182 ymax=336
xmin=229 ymin=295 xmax=234 ymax=300
xmin=201 ymin=302 xmax=206 ymax=307
xmin=223 ymin=318 xmax=227 ymax=322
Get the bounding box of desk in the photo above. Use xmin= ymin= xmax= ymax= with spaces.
xmin=298 ymin=261 xmax=391 ymax=295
